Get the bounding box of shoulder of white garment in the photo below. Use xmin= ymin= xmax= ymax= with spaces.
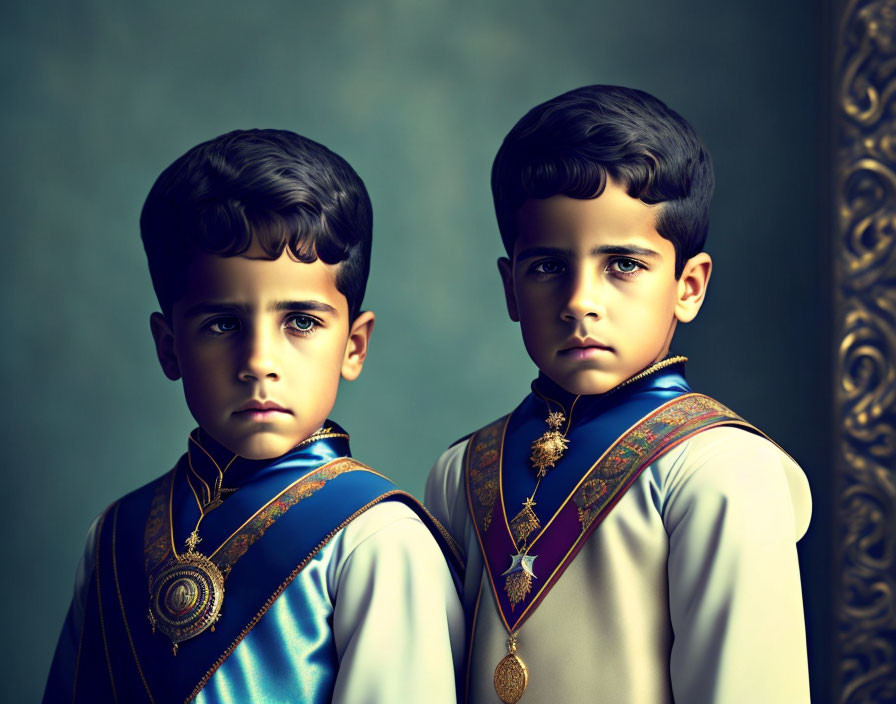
xmin=425 ymin=441 xmax=468 ymax=531
xmin=325 ymin=499 xmax=455 ymax=592
xmin=654 ymin=425 xmax=812 ymax=541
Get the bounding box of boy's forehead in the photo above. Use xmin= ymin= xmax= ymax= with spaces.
xmin=176 ymin=248 xmax=346 ymax=311
xmin=513 ymin=190 xmax=665 ymax=257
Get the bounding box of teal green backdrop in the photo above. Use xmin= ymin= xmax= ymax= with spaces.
xmin=2 ymin=1 xmax=829 ymax=701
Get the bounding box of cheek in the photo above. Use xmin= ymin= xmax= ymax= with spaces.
xmin=517 ymin=283 xmax=552 ymax=308
xmin=294 ymin=336 xmax=345 ymax=371
xmin=179 ymin=375 xmax=220 ymax=426
xmin=516 ymin=291 xmax=554 ymax=323
xmin=291 ymin=338 xmax=346 ymax=390
xmin=177 ymin=350 xmax=228 ymax=406
xmin=628 ymin=281 xmax=677 ymax=315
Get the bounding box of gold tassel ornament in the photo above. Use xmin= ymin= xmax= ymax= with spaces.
xmin=508 ymin=497 xmax=541 ymax=545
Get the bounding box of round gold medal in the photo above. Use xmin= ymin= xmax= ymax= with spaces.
xmin=148 ymin=551 xmax=224 ymax=654
xmin=494 ymin=651 xmax=528 ymax=704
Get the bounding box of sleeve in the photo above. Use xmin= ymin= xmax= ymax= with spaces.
xmin=42 ymin=514 xmax=102 ymax=703
xmin=328 ymin=501 xmax=465 ymax=704
xmin=662 ymin=427 xmax=812 ymax=703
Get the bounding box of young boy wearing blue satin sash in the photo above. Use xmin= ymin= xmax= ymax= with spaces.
xmin=426 ymin=86 xmax=812 ymax=703
xmin=44 ymin=129 xmax=463 ymax=703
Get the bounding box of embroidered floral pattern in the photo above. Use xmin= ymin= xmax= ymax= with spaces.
xmin=143 ymin=458 xmax=368 ymax=579
xmin=576 ymin=395 xmax=744 ymax=531
xmin=144 ymin=472 xmax=173 ymax=575
xmin=574 ymin=477 xmax=608 ymax=529
xmin=466 ymin=417 xmax=507 ymax=533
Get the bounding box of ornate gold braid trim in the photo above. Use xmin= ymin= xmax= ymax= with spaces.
xmin=408 ymin=501 xmax=466 ymax=571
xmin=834 ymin=1 xmax=896 ymax=702
xmin=609 ymin=355 xmax=688 ymax=394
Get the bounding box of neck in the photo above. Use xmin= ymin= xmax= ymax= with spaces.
xmin=192 ymin=428 xmax=240 ymax=469
xmin=187 ymin=423 xmax=351 ymax=496
xmin=532 ymin=356 xmax=690 ymax=417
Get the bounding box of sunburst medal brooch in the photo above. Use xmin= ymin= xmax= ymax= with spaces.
xmin=529 ymin=410 xmax=569 ymax=478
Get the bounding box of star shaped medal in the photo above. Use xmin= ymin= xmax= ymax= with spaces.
xmin=502 ymin=551 xmax=537 ymax=609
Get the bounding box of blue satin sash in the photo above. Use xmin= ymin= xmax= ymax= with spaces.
xmin=47 ymin=424 xmax=462 ymax=703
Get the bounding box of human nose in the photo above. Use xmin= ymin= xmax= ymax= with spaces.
xmin=237 ymin=324 xmax=281 ymax=382
xmin=561 ymin=267 xmax=604 ymax=322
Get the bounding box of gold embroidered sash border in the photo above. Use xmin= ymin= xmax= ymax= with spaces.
xmin=214 ymin=459 xmax=371 ymax=574
xmin=466 ymin=416 xmax=508 ymax=533
xmin=143 ymin=458 xmax=372 ymax=578
xmin=144 ymin=473 xmax=172 ymax=577
xmin=572 ymin=394 xmax=746 ymax=534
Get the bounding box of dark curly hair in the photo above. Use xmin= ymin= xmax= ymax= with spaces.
xmin=491 ymin=85 xmax=714 ymax=277
xmin=141 ymin=129 xmax=372 ymax=320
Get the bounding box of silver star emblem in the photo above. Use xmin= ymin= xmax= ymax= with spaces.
xmin=501 ymin=552 xmax=537 ymax=578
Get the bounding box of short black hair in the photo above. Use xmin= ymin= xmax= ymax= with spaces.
xmin=491 ymin=85 xmax=713 ymax=277
xmin=141 ymin=129 xmax=372 ymax=320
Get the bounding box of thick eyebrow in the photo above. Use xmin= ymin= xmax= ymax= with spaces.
xmin=271 ymin=300 xmax=339 ymax=315
xmin=591 ymin=244 xmax=661 ymax=258
xmin=515 ymin=246 xmax=572 ymax=262
xmin=515 ymin=244 xmax=661 ymax=262
xmin=182 ymin=300 xmax=339 ymax=319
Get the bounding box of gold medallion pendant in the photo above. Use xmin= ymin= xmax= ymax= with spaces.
xmin=494 ymin=634 xmax=528 ymax=704
xmin=148 ymin=549 xmax=224 ymax=655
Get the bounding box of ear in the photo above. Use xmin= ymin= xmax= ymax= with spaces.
xmin=149 ymin=312 xmax=181 ymax=381
xmin=341 ymin=310 xmax=375 ymax=381
xmin=497 ymin=257 xmax=520 ymax=322
xmin=674 ymin=252 xmax=712 ymax=323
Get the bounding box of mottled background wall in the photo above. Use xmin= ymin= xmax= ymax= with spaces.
xmin=1 ymin=1 xmax=830 ymax=701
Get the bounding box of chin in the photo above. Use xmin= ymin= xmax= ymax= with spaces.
xmin=553 ymin=370 xmax=623 ymax=396
xmin=232 ymin=433 xmax=297 ymax=460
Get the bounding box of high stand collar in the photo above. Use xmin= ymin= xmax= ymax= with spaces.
xmin=531 ymin=356 xmax=691 ymax=421
xmin=186 ymin=423 xmax=352 ymax=502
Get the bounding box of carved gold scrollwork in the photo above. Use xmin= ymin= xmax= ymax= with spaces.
xmin=836 ymin=1 xmax=896 ymax=702
xmin=841 ymin=0 xmax=896 ymax=126
xmin=840 ymin=160 xmax=896 ymax=281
